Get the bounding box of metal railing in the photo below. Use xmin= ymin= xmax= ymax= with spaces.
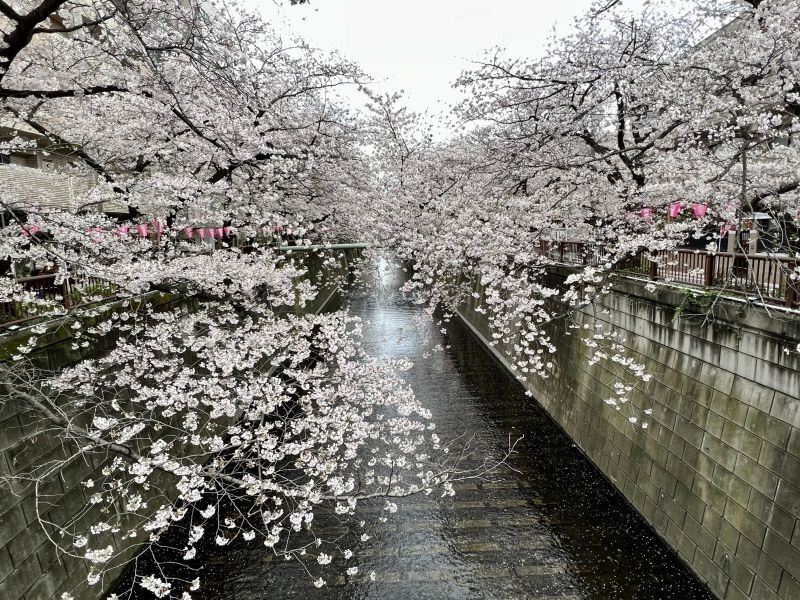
xmin=540 ymin=241 xmax=799 ymax=308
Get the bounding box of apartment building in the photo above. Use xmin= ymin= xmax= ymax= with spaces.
xmin=0 ymin=122 xmax=102 ymax=221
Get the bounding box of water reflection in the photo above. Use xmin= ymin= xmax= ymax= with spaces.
xmin=195 ymin=263 xmax=712 ymax=600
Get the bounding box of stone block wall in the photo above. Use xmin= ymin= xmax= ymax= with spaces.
xmin=0 ymin=248 xmax=358 ymax=600
xmin=0 ymin=293 xmax=189 ymax=600
xmin=457 ymin=273 xmax=800 ymax=600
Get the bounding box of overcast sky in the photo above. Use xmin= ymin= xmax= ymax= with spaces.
xmin=252 ymin=0 xmax=647 ymax=116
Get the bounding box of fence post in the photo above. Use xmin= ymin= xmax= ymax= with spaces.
xmin=704 ymin=252 xmax=715 ymax=287
xmin=62 ymin=278 xmax=72 ymax=309
xmin=787 ymin=262 xmax=799 ymax=308
xmin=649 ymin=251 xmax=658 ymax=280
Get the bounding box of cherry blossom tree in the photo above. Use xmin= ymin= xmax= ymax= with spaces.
xmin=2 ymin=0 xmax=799 ymax=596
xmin=366 ymin=0 xmax=800 ymax=416
xmin=0 ymin=2 xmax=506 ymax=598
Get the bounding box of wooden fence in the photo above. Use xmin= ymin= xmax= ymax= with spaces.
xmin=0 ymin=271 xmax=116 ymax=325
xmin=539 ymin=241 xmax=799 ymax=308
xmin=0 ymin=244 xmax=363 ymax=329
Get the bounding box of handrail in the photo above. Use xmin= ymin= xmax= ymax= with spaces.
xmin=11 ymin=273 xmax=67 ymax=283
xmin=0 ymin=243 xmax=368 ymax=328
xmin=540 ymin=240 xmax=799 ymax=308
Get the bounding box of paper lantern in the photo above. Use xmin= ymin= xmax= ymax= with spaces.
xmin=207 ymin=228 xmax=216 ymax=239
xmin=197 ymin=228 xmax=206 ymax=239
xmin=215 ymin=227 xmax=224 ymax=238
xmin=692 ymin=203 xmax=708 ymax=218
xmin=640 ymin=208 xmax=653 ymax=221
xmin=136 ymin=223 xmax=148 ymax=236
xmin=223 ymin=227 xmax=232 ymax=236
xmin=152 ymin=219 xmax=164 ymax=235
xmin=668 ymin=202 xmax=683 ymax=219
xmin=183 ymin=227 xmax=194 ymax=239
xmin=114 ymin=225 xmax=129 ymax=237
xmin=20 ymin=225 xmax=40 ymax=237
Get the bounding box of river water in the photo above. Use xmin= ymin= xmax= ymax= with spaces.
xmin=190 ymin=264 xmax=712 ymax=600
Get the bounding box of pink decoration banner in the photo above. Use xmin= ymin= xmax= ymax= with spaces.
xmin=668 ymin=202 xmax=683 ymax=219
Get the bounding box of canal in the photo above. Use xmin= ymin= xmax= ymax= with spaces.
xmin=187 ymin=263 xmax=713 ymax=600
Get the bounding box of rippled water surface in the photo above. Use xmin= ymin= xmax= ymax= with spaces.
xmin=195 ymin=266 xmax=712 ymax=600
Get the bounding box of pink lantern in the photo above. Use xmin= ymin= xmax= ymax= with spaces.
xmin=114 ymin=225 xmax=130 ymax=237
xmin=223 ymin=226 xmax=232 ymax=236
xmin=152 ymin=219 xmax=164 ymax=236
xmin=692 ymin=203 xmax=708 ymax=218
xmin=88 ymin=227 xmax=104 ymax=242
xmin=183 ymin=227 xmax=194 ymax=239
xmin=20 ymin=224 xmax=40 ymax=237
xmin=136 ymin=223 xmax=148 ymax=237
xmin=668 ymin=202 xmax=683 ymax=219
xmin=207 ymin=228 xmax=216 ymax=239
xmin=215 ymin=227 xmax=224 ymax=238
xmin=640 ymin=208 xmax=653 ymax=221
xmin=197 ymin=228 xmax=206 ymax=239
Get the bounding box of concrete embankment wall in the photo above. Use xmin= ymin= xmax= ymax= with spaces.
xmin=0 ymin=248 xmax=358 ymax=600
xmin=457 ymin=271 xmax=800 ymax=600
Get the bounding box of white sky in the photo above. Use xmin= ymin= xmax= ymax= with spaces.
xmin=251 ymin=0 xmax=646 ymax=116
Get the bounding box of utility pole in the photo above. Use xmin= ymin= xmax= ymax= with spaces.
xmin=730 ymin=139 xmax=750 ymax=255
xmin=741 ymin=140 xmax=759 ymax=254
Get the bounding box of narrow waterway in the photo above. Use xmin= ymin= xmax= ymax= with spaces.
xmin=195 ymin=264 xmax=712 ymax=600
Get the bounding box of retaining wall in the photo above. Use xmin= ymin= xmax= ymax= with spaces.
xmin=457 ymin=272 xmax=800 ymax=600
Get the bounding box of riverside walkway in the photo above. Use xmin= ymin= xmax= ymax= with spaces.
xmin=193 ymin=264 xmax=712 ymax=600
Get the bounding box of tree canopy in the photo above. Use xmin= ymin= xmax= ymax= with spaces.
xmin=0 ymin=0 xmax=798 ymax=598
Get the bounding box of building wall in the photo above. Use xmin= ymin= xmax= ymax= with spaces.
xmin=0 ymin=162 xmax=98 ymax=210
xmin=457 ymin=272 xmax=800 ymax=600
xmin=0 ymin=248 xmax=358 ymax=600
